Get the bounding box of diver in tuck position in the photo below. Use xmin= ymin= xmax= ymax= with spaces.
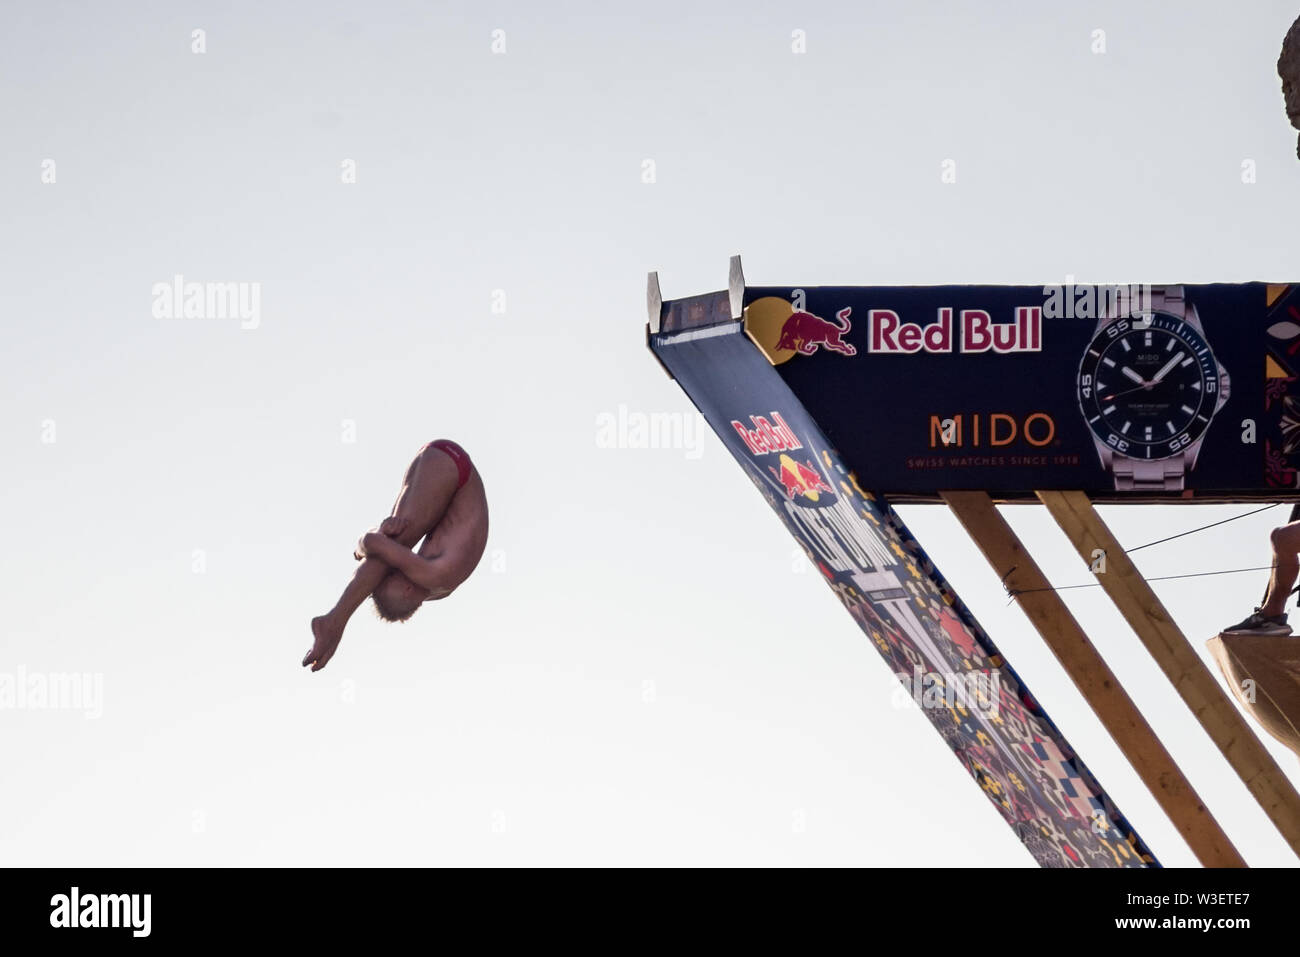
xmin=304 ymin=439 xmax=489 ymax=671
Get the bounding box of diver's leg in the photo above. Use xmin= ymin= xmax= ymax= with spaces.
xmin=1261 ymin=522 xmax=1300 ymax=617
xmin=386 ymin=443 xmax=461 ymax=539
xmin=321 ymin=557 xmax=392 ymax=629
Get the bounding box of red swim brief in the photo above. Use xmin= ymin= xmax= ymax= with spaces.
xmin=427 ymin=439 xmax=473 ymax=489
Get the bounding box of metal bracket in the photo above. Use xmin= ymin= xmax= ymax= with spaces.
xmin=728 ymin=254 xmax=745 ymax=321
xmin=647 ymin=271 xmax=664 ymax=334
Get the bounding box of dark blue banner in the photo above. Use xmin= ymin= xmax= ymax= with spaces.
xmin=741 ymin=283 xmax=1300 ymax=500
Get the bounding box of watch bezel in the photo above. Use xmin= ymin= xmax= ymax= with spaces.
xmin=1076 ymin=310 xmax=1220 ymax=462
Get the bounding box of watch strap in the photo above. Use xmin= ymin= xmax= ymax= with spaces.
xmin=1111 ymin=453 xmax=1187 ymax=491
xmin=1114 ymin=284 xmax=1185 ymax=319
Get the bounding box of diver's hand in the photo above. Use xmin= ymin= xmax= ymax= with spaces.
xmin=379 ymin=516 xmax=410 ymax=538
xmin=354 ymin=525 xmax=388 ymax=560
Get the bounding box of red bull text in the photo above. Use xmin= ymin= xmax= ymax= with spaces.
xmin=731 ymin=411 xmax=803 ymax=456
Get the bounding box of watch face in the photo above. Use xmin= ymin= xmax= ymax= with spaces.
xmin=1077 ymin=312 xmax=1222 ymax=460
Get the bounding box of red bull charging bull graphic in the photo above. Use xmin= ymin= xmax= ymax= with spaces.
xmin=650 ymin=289 xmax=1156 ymax=867
xmin=768 ymin=453 xmax=834 ymax=500
xmin=773 ymin=306 xmax=857 ymax=356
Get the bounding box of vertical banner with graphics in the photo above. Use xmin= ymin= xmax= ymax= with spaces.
xmin=650 ymin=292 xmax=1156 ymax=867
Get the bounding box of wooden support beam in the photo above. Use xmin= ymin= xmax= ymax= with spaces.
xmin=1037 ymin=489 xmax=1300 ymax=862
xmin=941 ymin=491 xmax=1245 ymax=868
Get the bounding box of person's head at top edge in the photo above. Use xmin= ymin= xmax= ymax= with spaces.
xmin=1279 ymin=16 xmax=1300 ymax=155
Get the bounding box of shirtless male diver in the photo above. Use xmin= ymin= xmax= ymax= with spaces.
xmin=304 ymin=439 xmax=489 ymax=671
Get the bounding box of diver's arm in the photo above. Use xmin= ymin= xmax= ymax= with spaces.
xmin=359 ymin=533 xmax=457 ymax=594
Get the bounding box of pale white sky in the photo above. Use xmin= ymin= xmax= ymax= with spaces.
xmin=3 ymin=0 xmax=1300 ymax=866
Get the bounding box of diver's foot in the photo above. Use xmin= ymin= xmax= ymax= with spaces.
xmin=304 ymin=615 xmax=345 ymax=671
xmin=1221 ymin=609 xmax=1293 ymax=636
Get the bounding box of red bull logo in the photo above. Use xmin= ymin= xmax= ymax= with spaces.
xmin=743 ymin=297 xmax=858 ymax=366
xmin=770 ymin=453 xmax=835 ymax=501
xmin=775 ymin=307 xmax=856 ymax=356
xmin=748 ymin=297 xmax=857 ymax=364
xmin=731 ymin=411 xmax=803 ymax=456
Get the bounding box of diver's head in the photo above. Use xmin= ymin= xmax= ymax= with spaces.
xmin=372 ymin=571 xmax=429 ymax=623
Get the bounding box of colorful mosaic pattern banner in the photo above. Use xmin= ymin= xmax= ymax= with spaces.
xmin=1264 ymin=284 xmax=1300 ymax=487
xmin=651 ymin=295 xmax=1156 ymax=867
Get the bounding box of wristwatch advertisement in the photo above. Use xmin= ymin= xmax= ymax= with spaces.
xmin=1078 ymin=285 xmax=1231 ymax=491
xmin=740 ymin=281 xmax=1299 ymax=501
